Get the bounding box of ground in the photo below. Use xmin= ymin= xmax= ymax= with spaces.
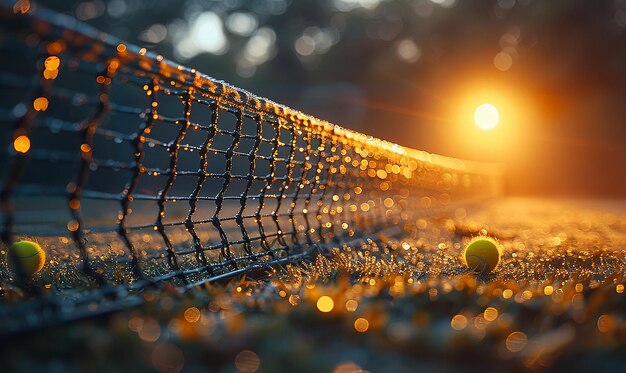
xmin=2 ymin=197 xmax=626 ymax=372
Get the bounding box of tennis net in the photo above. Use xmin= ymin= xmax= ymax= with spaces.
xmin=0 ymin=1 xmax=502 ymax=333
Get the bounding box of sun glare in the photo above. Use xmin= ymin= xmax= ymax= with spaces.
xmin=474 ymin=103 xmax=499 ymax=130
xmin=445 ymin=81 xmax=535 ymax=161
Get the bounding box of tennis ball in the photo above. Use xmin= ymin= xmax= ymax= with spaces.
xmin=6 ymin=240 xmax=46 ymax=277
xmin=463 ymin=236 xmax=502 ymax=273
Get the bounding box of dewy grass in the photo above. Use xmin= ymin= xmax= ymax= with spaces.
xmin=3 ymin=198 xmax=626 ymax=371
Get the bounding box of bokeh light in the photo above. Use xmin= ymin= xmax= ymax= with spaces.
xmin=505 ymin=331 xmax=528 ymax=352
xmin=354 ymin=317 xmax=369 ymax=332
xmin=13 ymin=135 xmax=30 ymax=153
xmin=33 ymin=97 xmax=48 ymax=111
xmin=234 ymin=350 xmax=260 ymax=373
xmin=317 ymin=296 xmax=334 ymax=312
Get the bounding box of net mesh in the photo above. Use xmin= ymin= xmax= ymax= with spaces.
xmin=0 ymin=2 xmax=501 ymax=333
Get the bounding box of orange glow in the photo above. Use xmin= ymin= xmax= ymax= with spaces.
xmin=33 ymin=97 xmax=49 ymax=111
xmin=117 ymin=44 xmax=127 ymax=53
xmin=13 ymin=135 xmax=30 ymax=153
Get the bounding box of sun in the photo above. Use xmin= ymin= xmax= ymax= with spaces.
xmin=474 ymin=103 xmax=499 ymax=130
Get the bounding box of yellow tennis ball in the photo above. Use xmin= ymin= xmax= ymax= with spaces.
xmin=463 ymin=237 xmax=502 ymax=273
xmin=6 ymin=240 xmax=46 ymax=277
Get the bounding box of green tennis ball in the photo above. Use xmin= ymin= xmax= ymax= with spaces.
xmin=6 ymin=240 xmax=46 ymax=277
xmin=463 ymin=236 xmax=502 ymax=273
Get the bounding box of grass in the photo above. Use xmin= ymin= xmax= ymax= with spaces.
xmin=2 ymin=197 xmax=626 ymax=372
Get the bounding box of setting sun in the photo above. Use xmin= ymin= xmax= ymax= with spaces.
xmin=445 ymin=81 xmax=535 ymax=162
xmin=474 ymin=103 xmax=499 ymax=130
